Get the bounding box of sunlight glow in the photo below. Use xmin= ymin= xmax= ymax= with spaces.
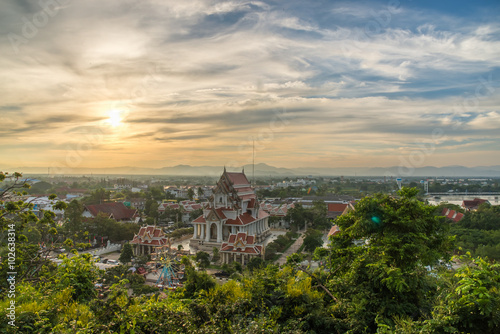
xmin=107 ymin=109 xmax=123 ymax=127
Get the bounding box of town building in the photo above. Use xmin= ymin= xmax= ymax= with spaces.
xmin=83 ymin=202 xmax=139 ymax=223
xmin=441 ymin=208 xmax=465 ymax=222
xmin=189 ymin=168 xmax=270 ymax=265
xmin=130 ymin=225 xmax=169 ymax=256
xmin=260 ymin=201 xmax=295 ymax=228
xmin=462 ymin=198 xmax=490 ymax=211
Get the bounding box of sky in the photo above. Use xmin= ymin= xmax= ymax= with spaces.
xmin=0 ymin=0 xmax=499 ymax=172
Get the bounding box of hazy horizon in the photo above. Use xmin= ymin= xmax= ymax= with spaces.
xmin=1 ymin=0 xmax=499 ymax=171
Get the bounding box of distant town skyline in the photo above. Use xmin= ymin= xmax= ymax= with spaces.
xmin=1 ymin=0 xmax=499 ymax=170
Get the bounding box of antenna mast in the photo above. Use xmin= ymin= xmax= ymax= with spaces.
xmin=252 ymin=139 xmax=255 ymax=186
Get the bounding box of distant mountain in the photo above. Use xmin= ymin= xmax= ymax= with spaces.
xmin=4 ymin=164 xmax=500 ymax=177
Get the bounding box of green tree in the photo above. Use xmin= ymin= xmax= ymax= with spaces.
xmin=311 ymin=200 xmax=329 ymax=230
xmin=84 ymin=188 xmax=110 ymax=205
xmin=182 ymin=266 xmax=216 ymax=298
xmin=189 ymin=208 xmax=203 ymax=221
xmin=148 ymin=201 xmax=159 ymax=221
xmin=0 ymin=172 xmax=66 ymax=287
xmin=424 ymin=254 xmax=500 ymax=333
xmin=325 ymin=187 xmax=454 ymax=331
xmin=303 ymin=229 xmax=324 ymax=252
xmin=64 ymin=199 xmax=84 ymax=240
xmin=56 ymin=253 xmax=101 ymax=302
xmin=196 ymin=251 xmax=210 ymax=269
xmin=187 ymin=188 xmax=195 ymax=201
xmin=246 ymin=257 xmax=264 ymax=271
xmin=119 ymin=243 xmax=133 ymax=264
xmin=212 ymin=247 xmax=220 ymax=263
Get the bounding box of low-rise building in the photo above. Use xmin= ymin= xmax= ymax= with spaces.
xmin=130 ymin=225 xmax=169 ymax=256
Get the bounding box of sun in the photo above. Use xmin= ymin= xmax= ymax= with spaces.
xmin=107 ymin=109 xmax=122 ymax=127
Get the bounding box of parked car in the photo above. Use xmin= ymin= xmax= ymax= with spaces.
xmin=107 ymin=259 xmax=119 ymax=265
xmin=100 ymin=258 xmax=109 ymax=264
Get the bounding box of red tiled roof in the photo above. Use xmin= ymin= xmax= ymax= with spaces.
xmin=192 ymin=216 xmax=206 ymax=223
xmin=131 ymin=225 xmax=169 ymax=246
xmin=226 ymin=172 xmax=250 ymax=185
xmin=258 ymin=210 xmax=269 ymax=218
xmin=462 ymin=198 xmax=489 ymax=210
xmin=220 ymin=232 xmax=262 ymax=255
xmin=214 ymin=208 xmax=227 ymax=219
xmin=137 ymin=225 xmax=165 ymax=238
xmin=236 ymin=232 xmax=247 ymax=241
xmin=441 ymin=208 xmax=465 ymax=222
xmin=328 ymin=203 xmax=348 ymax=212
xmin=85 ymin=202 xmax=137 ymax=220
xmin=327 ymin=225 xmax=340 ymax=237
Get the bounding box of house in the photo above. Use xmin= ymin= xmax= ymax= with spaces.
xmin=130 ymin=225 xmax=169 ymax=256
xmin=462 ymin=198 xmax=490 ymax=211
xmin=189 ymin=168 xmax=270 ymax=265
xmin=260 ymin=201 xmax=295 ymax=228
xmin=220 ymin=232 xmax=263 ymax=265
xmin=26 ymin=196 xmax=67 ymax=221
xmin=327 ymin=225 xmax=341 ymax=238
xmin=327 ymin=203 xmax=349 ymax=219
xmin=83 ymin=202 xmax=139 ymax=222
xmin=441 ymin=208 xmax=465 ymax=222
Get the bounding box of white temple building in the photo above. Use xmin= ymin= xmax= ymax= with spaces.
xmin=189 ymin=168 xmax=270 ymax=264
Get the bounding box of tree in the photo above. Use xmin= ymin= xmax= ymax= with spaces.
xmin=55 ymin=253 xmax=100 ymax=302
xmin=425 ymin=254 xmax=500 ymax=333
xmin=196 ymin=251 xmax=210 ymax=269
xmin=285 ymin=204 xmax=309 ymax=230
xmin=325 ymin=187 xmax=454 ymax=331
xmin=212 ymin=247 xmax=220 ymax=263
xmin=187 ymin=188 xmax=195 ymax=201
xmin=182 ymin=266 xmax=216 ymax=298
xmin=189 ymin=208 xmax=203 ymax=221
xmin=246 ymin=257 xmax=264 ymax=271
xmin=64 ymin=199 xmax=84 ymax=240
xmin=303 ymin=229 xmax=323 ymax=252
xmin=84 ymin=188 xmax=110 ymax=205
xmin=119 ymin=243 xmax=133 ymax=264
xmin=197 ymin=187 xmax=204 ymax=198
xmin=311 ymin=200 xmax=329 ymax=230
xmin=0 ymin=172 xmax=66 ymax=287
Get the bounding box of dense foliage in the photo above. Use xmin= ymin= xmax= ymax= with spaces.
xmin=1 ymin=175 xmax=499 ymax=333
xmin=450 ymin=203 xmax=500 ymax=260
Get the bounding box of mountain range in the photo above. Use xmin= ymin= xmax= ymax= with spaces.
xmin=3 ymin=163 xmax=500 ymax=177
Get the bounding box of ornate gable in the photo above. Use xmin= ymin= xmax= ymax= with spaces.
xmin=206 ymin=210 xmax=219 ymax=222
xmin=234 ymin=238 xmax=245 ymax=249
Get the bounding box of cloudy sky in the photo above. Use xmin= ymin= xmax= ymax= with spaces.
xmin=1 ymin=0 xmax=499 ymax=171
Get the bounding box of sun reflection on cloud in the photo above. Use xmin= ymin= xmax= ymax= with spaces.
xmin=107 ymin=109 xmax=123 ymax=128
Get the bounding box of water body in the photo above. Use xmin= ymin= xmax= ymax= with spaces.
xmin=426 ymin=195 xmax=500 ymax=206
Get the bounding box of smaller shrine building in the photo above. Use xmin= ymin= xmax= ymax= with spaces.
xmin=130 ymin=225 xmax=169 ymax=256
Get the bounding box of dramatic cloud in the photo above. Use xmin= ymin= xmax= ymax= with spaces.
xmin=0 ymin=0 xmax=499 ymax=170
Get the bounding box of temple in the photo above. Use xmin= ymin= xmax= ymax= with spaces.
xmin=189 ymin=168 xmax=270 ymax=265
xmin=130 ymin=225 xmax=170 ymax=256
